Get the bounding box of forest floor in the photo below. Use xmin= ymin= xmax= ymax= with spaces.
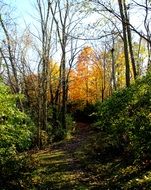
xmin=31 ymin=123 xmax=151 ymax=190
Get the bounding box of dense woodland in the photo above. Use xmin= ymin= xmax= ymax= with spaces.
xmin=0 ymin=0 xmax=151 ymax=189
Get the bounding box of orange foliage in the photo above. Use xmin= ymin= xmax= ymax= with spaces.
xmin=68 ymin=46 xmax=103 ymax=104
xmin=25 ymin=46 xmax=129 ymax=108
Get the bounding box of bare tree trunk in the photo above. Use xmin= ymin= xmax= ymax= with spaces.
xmin=50 ymin=0 xmax=70 ymax=129
xmin=111 ymin=33 xmax=116 ymax=91
xmin=0 ymin=15 xmax=19 ymax=93
xmin=123 ymin=1 xmax=137 ymax=80
xmin=61 ymin=52 xmax=66 ymax=129
xmin=33 ymin=0 xmax=54 ymax=147
xmin=0 ymin=14 xmax=24 ymax=110
xmin=118 ymin=0 xmax=130 ymax=87
xmin=102 ymin=51 xmax=106 ymax=102
xmin=143 ymin=0 xmax=151 ymax=71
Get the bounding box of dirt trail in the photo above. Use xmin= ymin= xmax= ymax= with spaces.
xmin=52 ymin=122 xmax=91 ymax=152
xmin=32 ymin=123 xmax=94 ymax=190
xmin=31 ymin=123 xmax=151 ymax=190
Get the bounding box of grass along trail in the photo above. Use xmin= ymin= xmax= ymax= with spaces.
xmin=31 ymin=122 xmax=151 ymax=190
xmin=31 ymin=123 xmax=95 ymax=189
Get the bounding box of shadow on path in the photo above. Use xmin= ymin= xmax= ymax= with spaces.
xmin=31 ymin=122 xmax=151 ymax=190
xmin=32 ymin=123 xmax=98 ymax=190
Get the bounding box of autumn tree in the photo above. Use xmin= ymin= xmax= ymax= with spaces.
xmin=83 ymin=0 xmax=151 ymax=86
xmin=26 ymin=0 xmax=86 ymax=143
xmin=69 ymin=46 xmax=108 ymax=104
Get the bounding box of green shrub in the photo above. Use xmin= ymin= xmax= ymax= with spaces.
xmin=51 ymin=114 xmax=75 ymax=141
xmin=95 ymin=73 xmax=151 ymax=160
xmin=0 ymin=151 xmax=37 ymax=190
xmin=0 ymin=81 xmax=35 ymax=189
xmin=66 ymin=113 xmax=76 ymax=139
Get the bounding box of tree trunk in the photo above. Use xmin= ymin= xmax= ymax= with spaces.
xmin=111 ymin=48 xmax=116 ymax=91
xmin=118 ymin=0 xmax=130 ymax=87
xmin=61 ymin=52 xmax=66 ymax=129
xmin=123 ymin=1 xmax=137 ymax=80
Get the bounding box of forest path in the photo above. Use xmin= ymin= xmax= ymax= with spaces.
xmin=32 ymin=122 xmax=97 ymax=190
xmin=31 ymin=122 xmax=151 ymax=190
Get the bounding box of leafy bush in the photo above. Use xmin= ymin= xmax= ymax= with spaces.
xmin=0 ymin=152 xmax=37 ymax=189
xmin=95 ymin=73 xmax=151 ymax=160
xmin=66 ymin=113 xmax=76 ymax=139
xmin=0 ymin=81 xmax=35 ymax=189
xmin=0 ymin=82 xmax=34 ymax=150
xmin=51 ymin=114 xmax=75 ymax=141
